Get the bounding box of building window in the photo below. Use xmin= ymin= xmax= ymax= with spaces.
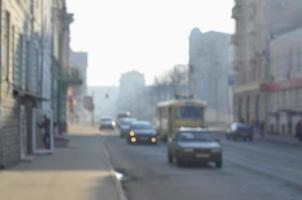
xmin=1 ymin=11 xmax=10 ymax=81
xmin=238 ymin=97 xmax=242 ymax=121
xmin=255 ymin=95 xmax=260 ymax=122
xmin=9 ymin=25 xmax=15 ymax=83
xmin=14 ymin=34 xmax=24 ymax=89
xmin=246 ymin=96 xmax=250 ymax=124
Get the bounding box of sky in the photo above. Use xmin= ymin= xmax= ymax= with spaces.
xmin=66 ymin=0 xmax=235 ymax=86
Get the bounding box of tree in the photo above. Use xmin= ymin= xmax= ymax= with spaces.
xmin=167 ymin=65 xmax=188 ymax=94
xmin=152 ymin=64 xmax=188 ymax=101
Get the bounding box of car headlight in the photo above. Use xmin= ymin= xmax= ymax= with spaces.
xmin=130 ymin=137 xmax=137 ymax=143
xmin=129 ymin=131 xmax=135 ymax=137
xmin=151 ymin=137 xmax=157 ymax=143
xmin=211 ymin=148 xmax=222 ymax=153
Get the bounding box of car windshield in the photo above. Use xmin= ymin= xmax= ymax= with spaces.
xmin=132 ymin=124 xmax=153 ymax=130
xmin=118 ymin=113 xmax=130 ymax=118
xmin=101 ymin=119 xmax=112 ymax=122
xmin=121 ymin=118 xmax=136 ymax=126
xmin=176 ymin=132 xmax=215 ymax=142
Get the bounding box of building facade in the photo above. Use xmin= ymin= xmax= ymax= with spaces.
xmin=232 ymin=0 xmax=302 ymax=136
xmin=69 ymin=51 xmax=88 ymax=122
xmin=0 ymin=0 xmax=32 ymax=167
xmin=117 ymin=70 xmax=146 ymax=117
xmin=188 ymin=28 xmax=232 ymax=124
xmin=232 ymin=0 xmax=267 ymax=127
xmin=52 ymin=0 xmax=74 ymax=134
xmin=0 ymin=0 xmax=74 ymax=167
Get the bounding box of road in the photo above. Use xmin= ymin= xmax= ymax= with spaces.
xmin=103 ymin=129 xmax=302 ymax=200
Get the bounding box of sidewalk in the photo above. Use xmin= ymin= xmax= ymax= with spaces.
xmin=0 ymin=124 xmax=120 ymax=200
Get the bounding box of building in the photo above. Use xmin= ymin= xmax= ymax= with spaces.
xmin=188 ymin=28 xmax=232 ymax=124
xmin=232 ymin=0 xmax=302 ymax=136
xmin=0 ymin=0 xmax=74 ymax=167
xmin=69 ymin=51 xmax=88 ymax=122
xmin=52 ymin=0 xmax=74 ymax=134
xmin=69 ymin=51 xmax=88 ymax=123
xmin=40 ymin=0 xmax=54 ymax=114
xmin=0 ymin=0 xmax=54 ymax=166
xmin=117 ymin=70 xmax=146 ymax=117
xmin=265 ymin=26 xmax=302 ymax=136
xmin=0 ymin=0 xmax=31 ymax=167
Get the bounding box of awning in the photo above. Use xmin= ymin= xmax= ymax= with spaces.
xmin=14 ymin=89 xmax=49 ymax=102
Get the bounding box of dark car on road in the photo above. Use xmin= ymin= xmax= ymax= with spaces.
xmin=226 ymin=122 xmax=254 ymax=141
xmin=99 ymin=118 xmax=116 ymax=130
xmin=119 ymin=117 xmax=137 ymax=138
xmin=127 ymin=121 xmax=158 ymax=145
xmin=167 ymin=127 xmax=222 ymax=168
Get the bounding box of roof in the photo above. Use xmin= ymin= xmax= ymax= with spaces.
xmin=131 ymin=121 xmax=151 ymax=125
xmin=157 ymin=99 xmax=206 ymax=108
xmin=121 ymin=117 xmax=136 ymax=122
xmin=177 ymin=127 xmax=208 ymax=132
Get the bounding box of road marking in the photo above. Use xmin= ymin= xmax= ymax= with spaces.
xmin=103 ymin=138 xmax=128 ymax=200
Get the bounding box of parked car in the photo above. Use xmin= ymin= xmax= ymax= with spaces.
xmin=167 ymin=127 xmax=222 ymax=168
xmin=119 ymin=117 xmax=137 ymax=138
xmin=226 ymin=122 xmax=254 ymax=141
xmin=99 ymin=118 xmax=116 ymax=130
xmin=127 ymin=121 xmax=158 ymax=145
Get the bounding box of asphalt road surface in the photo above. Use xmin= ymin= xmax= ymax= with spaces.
xmin=103 ymin=130 xmax=302 ymax=200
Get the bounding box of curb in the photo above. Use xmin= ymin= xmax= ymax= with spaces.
xmin=103 ymin=139 xmax=128 ymax=200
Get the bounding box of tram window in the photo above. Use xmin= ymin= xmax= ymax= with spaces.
xmin=179 ymin=106 xmax=203 ymax=119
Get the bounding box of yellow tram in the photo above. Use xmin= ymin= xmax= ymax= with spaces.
xmin=156 ymin=98 xmax=206 ymax=141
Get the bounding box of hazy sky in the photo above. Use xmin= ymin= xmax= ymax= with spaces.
xmin=66 ymin=0 xmax=234 ymax=86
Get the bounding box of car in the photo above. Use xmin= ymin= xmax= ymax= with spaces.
xmin=99 ymin=118 xmax=116 ymax=130
xmin=167 ymin=127 xmax=222 ymax=168
xmin=119 ymin=117 xmax=137 ymax=138
xmin=226 ymin=122 xmax=254 ymax=141
xmin=127 ymin=121 xmax=158 ymax=145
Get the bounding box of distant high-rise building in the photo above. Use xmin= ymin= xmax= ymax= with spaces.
xmin=118 ymin=70 xmax=146 ymax=117
xmin=188 ymin=28 xmax=232 ymax=124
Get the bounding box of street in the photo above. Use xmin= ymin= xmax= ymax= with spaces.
xmin=3 ymin=1 xmax=302 ymax=200
xmin=1 ymin=124 xmax=302 ymax=200
xmin=104 ymin=129 xmax=302 ymax=200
